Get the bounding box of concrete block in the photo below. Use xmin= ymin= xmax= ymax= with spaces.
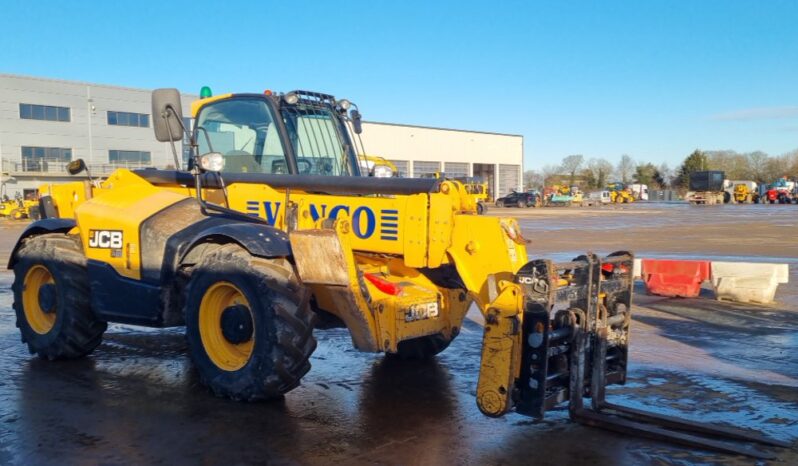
xmin=710 ymin=262 xmax=789 ymax=304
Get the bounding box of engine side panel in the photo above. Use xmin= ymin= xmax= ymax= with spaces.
xmin=75 ymin=184 xmax=191 ymax=280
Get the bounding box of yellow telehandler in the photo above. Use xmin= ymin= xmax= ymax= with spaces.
xmin=9 ymin=88 xmax=785 ymax=458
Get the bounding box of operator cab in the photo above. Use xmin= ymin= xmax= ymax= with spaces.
xmin=193 ymin=90 xmax=363 ymax=176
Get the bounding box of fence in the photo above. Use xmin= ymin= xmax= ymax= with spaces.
xmin=2 ymin=158 xmax=158 ymax=176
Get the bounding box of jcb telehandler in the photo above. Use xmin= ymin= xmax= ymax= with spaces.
xmin=9 ymin=88 xmax=786 ymax=458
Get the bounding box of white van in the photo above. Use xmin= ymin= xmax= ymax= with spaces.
xmin=628 ymin=184 xmax=649 ymax=201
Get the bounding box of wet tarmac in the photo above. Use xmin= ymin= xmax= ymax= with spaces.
xmin=1 ymin=204 xmax=797 ymax=465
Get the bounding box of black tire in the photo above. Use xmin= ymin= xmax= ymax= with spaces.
xmin=517 ymin=199 xmax=525 ymax=208
xmin=184 ymin=244 xmax=316 ymax=401
xmin=477 ymin=202 xmax=486 ymax=215
xmin=495 ymin=200 xmax=504 ymax=208
xmin=12 ymin=234 xmax=106 ymax=360
xmin=391 ymin=333 xmax=453 ymax=360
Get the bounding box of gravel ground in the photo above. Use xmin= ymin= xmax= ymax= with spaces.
xmin=0 ymin=203 xmax=796 ymax=465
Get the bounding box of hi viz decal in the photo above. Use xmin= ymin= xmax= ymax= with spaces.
xmin=246 ymin=201 xmax=399 ymax=241
xmin=88 ymin=230 xmax=123 ymax=249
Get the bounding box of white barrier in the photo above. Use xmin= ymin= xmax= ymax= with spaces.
xmin=632 ymin=258 xmax=642 ymax=279
xmin=710 ymin=262 xmax=789 ymax=304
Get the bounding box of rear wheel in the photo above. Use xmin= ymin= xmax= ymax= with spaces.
xmin=495 ymin=200 xmax=504 ymax=208
xmin=12 ymin=234 xmax=106 ymax=359
xmin=517 ymin=199 xmax=525 ymax=208
xmin=184 ymin=244 xmax=316 ymax=401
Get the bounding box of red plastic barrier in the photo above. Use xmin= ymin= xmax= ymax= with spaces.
xmin=641 ymin=259 xmax=710 ymax=298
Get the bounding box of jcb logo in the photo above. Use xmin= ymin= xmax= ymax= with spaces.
xmin=89 ymin=230 xmax=123 ymax=249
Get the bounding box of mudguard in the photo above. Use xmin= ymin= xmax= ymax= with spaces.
xmin=178 ymin=221 xmax=292 ymax=265
xmin=7 ymin=218 xmax=77 ymax=269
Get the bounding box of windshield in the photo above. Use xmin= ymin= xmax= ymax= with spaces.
xmin=196 ymin=98 xmax=288 ymax=174
xmin=195 ymin=97 xmax=356 ymax=176
xmin=281 ymin=105 xmax=352 ymax=176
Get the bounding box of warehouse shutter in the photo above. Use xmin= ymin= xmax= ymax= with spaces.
xmin=413 ymin=161 xmax=441 ymax=177
xmin=444 ymin=162 xmax=469 ymax=178
xmin=498 ymin=164 xmax=521 ymax=196
xmin=389 ymin=160 xmax=409 ymax=177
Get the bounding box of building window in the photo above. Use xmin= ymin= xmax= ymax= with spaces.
xmin=109 ymin=150 xmax=151 ymax=164
xmin=444 ymin=162 xmax=469 ymax=178
xmin=108 ymin=111 xmax=150 ymax=128
xmin=21 ymin=146 xmax=72 ymax=172
xmin=19 ymin=103 xmax=70 ymax=122
xmin=389 ymin=160 xmax=409 ymax=177
xmin=413 ymin=161 xmax=441 ymax=178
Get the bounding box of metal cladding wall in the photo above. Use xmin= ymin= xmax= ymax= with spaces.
xmin=0 ymin=74 xmax=196 ymax=169
xmin=359 ymin=121 xmax=523 ymax=196
xmin=1 ymin=74 xmax=524 ymax=198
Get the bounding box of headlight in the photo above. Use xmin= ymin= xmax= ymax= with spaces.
xmin=283 ymin=92 xmax=299 ymax=105
xmin=373 ymin=165 xmax=394 ymax=178
xmin=199 ymin=152 xmax=225 ymax=172
xmin=337 ymin=99 xmax=351 ymax=111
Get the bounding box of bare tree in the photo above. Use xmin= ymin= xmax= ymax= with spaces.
xmin=747 ymin=151 xmax=769 ymax=182
xmin=540 ymin=164 xmax=560 ymax=187
xmin=560 ymin=154 xmax=584 ymax=187
xmin=584 ymin=158 xmax=613 ymax=189
xmin=657 ymin=163 xmax=674 ymax=187
xmin=616 ymin=154 xmax=635 ymax=184
xmin=523 ymin=170 xmax=544 ymax=191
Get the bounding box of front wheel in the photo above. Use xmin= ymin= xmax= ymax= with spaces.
xmin=517 ymin=199 xmax=525 ymax=208
xmin=184 ymin=244 xmax=316 ymax=401
xmin=477 ymin=202 xmax=486 ymax=215
xmin=495 ymin=200 xmax=504 ymax=208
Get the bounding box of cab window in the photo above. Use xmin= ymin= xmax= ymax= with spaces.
xmin=195 ymin=98 xmax=289 ymax=174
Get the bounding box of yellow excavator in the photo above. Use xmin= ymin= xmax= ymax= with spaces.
xmin=9 ymin=87 xmax=785 ymax=459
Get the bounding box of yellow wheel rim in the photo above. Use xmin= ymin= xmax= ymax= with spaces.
xmin=198 ymin=282 xmax=254 ymax=371
xmin=22 ymin=265 xmax=57 ymax=335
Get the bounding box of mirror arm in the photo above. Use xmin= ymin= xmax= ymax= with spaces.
xmin=84 ymin=164 xmax=99 ymax=188
xmin=162 ymin=103 xmax=194 ymax=170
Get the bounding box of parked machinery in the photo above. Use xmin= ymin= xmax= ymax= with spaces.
xmin=606 ymin=182 xmax=634 ymax=203
xmin=686 ymin=171 xmax=725 ymax=205
xmin=764 ymin=178 xmax=796 ymax=204
xmin=725 ymin=181 xmax=758 ymax=204
xmin=359 ymin=155 xmax=398 ymax=178
xmin=455 ymin=177 xmax=491 ymax=214
xmin=0 ymin=193 xmax=38 ymax=220
xmin=420 ymin=173 xmax=490 ymax=214
xmin=8 ymin=87 xmax=787 ymax=458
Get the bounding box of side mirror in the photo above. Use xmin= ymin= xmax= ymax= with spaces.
xmin=152 ymin=88 xmax=184 ymax=142
xmin=67 ymin=159 xmax=87 ymax=176
xmin=350 ymin=109 xmax=362 ymax=134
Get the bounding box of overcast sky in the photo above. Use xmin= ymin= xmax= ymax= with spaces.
xmin=1 ymin=0 xmax=796 ymax=169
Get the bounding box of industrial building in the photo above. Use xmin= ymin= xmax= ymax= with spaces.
xmin=0 ymin=74 xmax=523 ymax=200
